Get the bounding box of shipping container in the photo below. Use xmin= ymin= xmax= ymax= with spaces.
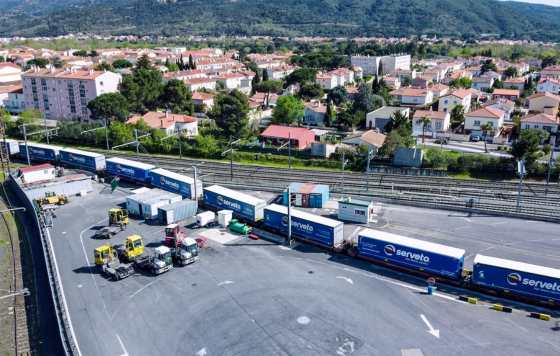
xmin=263 ymin=204 xmax=344 ymax=249
xmin=218 ymin=210 xmax=233 ymax=227
xmin=18 ymin=142 xmax=61 ymax=162
xmin=106 ymin=157 xmax=155 ymax=183
xmin=196 ymin=211 xmax=215 ymax=227
xmin=338 ymin=197 xmax=376 ymax=224
xmin=158 ymin=199 xmax=198 ymax=225
xmin=356 ymin=229 xmax=466 ymax=279
xmin=472 ymin=254 xmax=560 ymax=303
xmin=203 ymin=185 xmax=266 ymax=222
xmin=283 ymin=182 xmax=329 ymax=208
xmin=59 ymin=148 xmax=106 ymax=172
xmin=126 ymin=188 xmax=181 ymax=219
xmin=1 ymin=139 xmax=20 ymax=156
xmin=149 ymin=168 xmax=202 ymax=199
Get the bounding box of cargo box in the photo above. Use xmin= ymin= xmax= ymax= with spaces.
xmin=472 ymin=254 xmax=560 ymax=303
xmin=149 ymin=168 xmax=202 ymax=199
xmin=263 ymin=203 xmax=344 ymax=249
xmin=106 ymin=157 xmax=155 ymax=183
xmin=19 ymin=142 xmax=61 ymax=162
xmin=59 ymin=148 xmax=106 ymax=172
xmin=203 ymin=185 xmax=266 ymax=222
xmin=1 ymin=139 xmax=19 ymax=156
xmin=158 ymin=199 xmax=198 ymax=225
xmin=357 ymin=229 xmax=466 ymax=279
xmin=283 ymin=182 xmax=329 ymax=208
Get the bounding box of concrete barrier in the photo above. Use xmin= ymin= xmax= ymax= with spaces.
xmin=529 ymin=312 xmax=551 ymax=321
xmin=491 ymin=304 xmax=513 ymax=313
xmin=459 ymin=295 xmax=478 ymax=304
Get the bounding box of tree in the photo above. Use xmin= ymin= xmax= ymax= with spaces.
xmin=450 ymin=104 xmax=465 ymax=131
xmin=480 ymin=122 xmax=493 ymax=153
xmin=120 ymin=58 xmax=163 ymax=112
xmin=0 ymin=107 xmax=12 ymax=130
xmin=112 ymin=59 xmax=133 ymax=69
xmin=379 ymin=126 xmax=415 ymax=157
xmin=254 ymin=80 xmax=283 ymax=107
xmin=298 ymin=82 xmax=323 ymax=100
xmin=353 ymin=83 xmax=376 ymax=113
xmin=135 ymin=55 xmax=153 ymax=72
xmin=73 ymin=50 xmax=88 ymax=57
xmin=328 ymin=86 xmax=348 ymax=106
xmin=262 ymin=68 xmax=269 ymax=82
xmin=325 ymin=99 xmax=336 ymax=127
xmin=511 ymin=129 xmax=549 ymax=169
xmin=26 ymin=58 xmax=49 ymax=68
xmin=17 ymin=109 xmax=41 ymax=127
xmin=272 ymin=95 xmax=304 ymax=125
xmin=95 ymin=62 xmax=113 ymax=71
xmin=336 ymin=103 xmax=362 ymax=132
xmin=285 ymin=68 xmax=316 ymax=87
xmin=541 ymin=55 xmax=557 ymax=69
xmin=209 ymin=90 xmax=250 ymax=138
xmin=416 ymin=116 xmax=431 ymax=143
xmin=503 ymin=66 xmax=518 ymax=79
xmin=87 ymin=93 xmax=130 ymax=122
xmin=159 ymin=79 xmax=194 ymax=114
xmin=450 ymin=77 xmax=472 ymax=89
xmin=165 ymin=59 xmax=179 ymax=72
xmin=385 ymin=110 xmax=411 ymax=133
xmin=480 ymin=59 xmax=497 ymax=74
xmin=188 ymin=55 xmax=196 ymax=70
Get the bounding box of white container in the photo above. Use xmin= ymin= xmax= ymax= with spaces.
xmin=196 ymin=211 xmax=216 ymax=227
xmin=218 ymin=210 xmax=233 ymax=227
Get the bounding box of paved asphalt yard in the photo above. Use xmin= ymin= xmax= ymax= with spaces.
xmin=47 ymin=182 xmax=560 ymax=356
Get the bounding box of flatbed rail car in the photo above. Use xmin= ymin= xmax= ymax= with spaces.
xmin=262 ymin=203 xmax=344 ymax=250
xmin=203 ymin=184 xmax=266 ymax=223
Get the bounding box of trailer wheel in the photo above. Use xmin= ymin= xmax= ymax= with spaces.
xmin=347 ymin=246 xmax=357 ymax=258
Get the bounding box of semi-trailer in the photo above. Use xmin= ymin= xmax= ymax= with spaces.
xmin=353 ymin=228 xmax=466 ymax=280
xmin=1 ymin=139 xmax=20 ymax=156
xmin=149 ymin=168 xmax=202 ymax=199
xmin=18 ymin=142 xmax=61 ymax=162
xmin=472 ymin=254 xmax=560 ymax=304
xmin=106 ymin=157 xmax=155 ymax=183
xmin=203 ymin=185 xmax=266 ymax=222
xmin=263 ymin=203 xmax=344 ymax=249
xmin=59 ymin=147 xmax=106 ymax=172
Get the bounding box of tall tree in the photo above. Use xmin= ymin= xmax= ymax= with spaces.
xmin=272 ymin=95 xmax=304 ymax=125
xmin=353 ymin=83 xmax=376 ymax=113
xmin=298 ymin=82 xmax=323 ymax=100
xmin=159 ymin=79 xmax=194 ymax=114
xmin=325 ymin=99 xmax=336 ymax=127
xmin=120 ymin=57 xmax=163 ymax=112
xmin=480 ymin=122 xmax=494 ymax=152
xmin=254 ymin=80 xmax=283 ymax=107
xmin=87 ymin=93 xmax=130 ymax=122
xmin=416 ymin=116 xmax=432 ymax=143
xmin=188 ymin=55 xmax=196 ymax=70
xmin=511 ymin=129 xmax=549 ymax=169
xmin=450 ymin=104 xmax=465 ymax=131
xmin=327 ymin=86 xmax=348 ymax=106
xmin=209 ymin=90 xmax=250 ymax=138
xmin=385 ymin=110 xmax=411 ymax=133
xmin=112 ymin=59 xmax=133 ymax=69
xmin=262 ymin=68 xmax=269 ymax=82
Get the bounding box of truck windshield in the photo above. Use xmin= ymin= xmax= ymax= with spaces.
xmin=185 ymin=244 xmax=198 ymax=255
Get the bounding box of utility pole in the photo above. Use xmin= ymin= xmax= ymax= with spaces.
xmin=192 ymin=165 xmax=198 ymax=200
xmin=516 ymin=160 xmax=525 ymax=213
xmin=222 ymin=137 xmax=240 ymax=181
xmin=366 ymin=147 xmax=374 ymax=191
xmin=44 ymin=116 xmax=49 ymax=144
xmin=341 ymin=151 xmax=348 ymax=197
xmin=134 ymin=129 xmax=139 ymax=154
xmin=80 ymin=119 xmax=110 ymax=150
xmin=277 ymin=132 xmax=292 ymax=170
xmin=287 ymin=185 xmax=292 ymax=247
xmin=23 ymin=125 xmax=30 ymax=166
xmin=545 ymin=135 xmax=556 ymax=195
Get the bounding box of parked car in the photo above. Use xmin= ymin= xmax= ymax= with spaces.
xmin=470 ymin=135 xmax=481 ymax=142
xmin=434 ymin=138 xmax=448 ymax=145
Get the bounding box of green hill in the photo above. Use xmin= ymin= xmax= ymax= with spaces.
xmin=1 ymin=0 xmax=560 ymax=41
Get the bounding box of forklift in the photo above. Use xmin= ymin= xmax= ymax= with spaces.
xmin=94 ymin=244 xmax=134 ymax=281
xmin=109 ymin=208 xmax=129 ymax=230
xmin=116 ymin=235 xmax=145 ymax=262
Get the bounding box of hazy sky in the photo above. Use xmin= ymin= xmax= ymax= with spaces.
xmin=507 ymin=0 xmax=560 ymax=5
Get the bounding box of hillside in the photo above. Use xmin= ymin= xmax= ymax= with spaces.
xmin=1 ymin=0 xmax=560 ymax=41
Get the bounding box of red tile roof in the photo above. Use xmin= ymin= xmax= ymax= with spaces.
xmin=192 ymin=92 xmax=215 ymax=101
xmin=466 ymin=107 xmax=505 ymax=119
xmin=528 ymin=92 xmax=560 ymax=101
xmin=391 ymin=88 xmax=430 ymax=97
xmin=19 ymin=163 xmax=53 ymax=174
xmin=493 ymin=88 xmax=520 ymax=97
xmin=521 ymin=113 xmax=559 ymax=124
xmin=127 ymin=111 xmax=196 ymax=129
xmin=260 ymin=125 xmax=314 ymax=141
xmin=0 ymin=84 xmax=22 ymax=94
xmin=413 ymin=110 xmax=448 ymax=120
xmin=446 ymin=89 xmax=471 ymax=99
xmin=0 ymin=62 xmax=21 ymax=70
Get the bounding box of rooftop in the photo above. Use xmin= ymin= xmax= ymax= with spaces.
xmin=413 ymin=110 xmax=448 ymax=120
xmin=260 ymin=125 xmax=314 ymax=141
xmin=465 ymin=106 xmax=505 ymax=119
xmin=127 ymin=111 xmax=197 ymax=129
xmin=521 ymin=113 xmax=559 ymax=124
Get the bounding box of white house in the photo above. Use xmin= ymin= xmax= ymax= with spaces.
xmin=303 ymin=102 xmax=327 ymax=126
xmin=521 ymin=112 xmax=559 ymax=134
xmin=537 ymin=78 xmax=560 ymax=95
xmin=316 ymin=73 xmax=338 ymax=90
xmin=471 ymin=76 xmax=495 ymax=91
xmin=391 ymin=88 xmax=434 ymax=106
xmin=464 ymin=107 xmax=506 ymax=136
xmin=412 ymin=110 xmax=450 ymax=137
xmin=127 ymin=111 xmax=198 ymax=137
xmin=0 ymin=84 xmax=25 ymax=113
xmin=0 ymin=62 xmax=22 ymax=85
xmin=366 ymin=106 xmax=410 ymax=131
xmin=438 ymin=89 xmax=471 ymax=113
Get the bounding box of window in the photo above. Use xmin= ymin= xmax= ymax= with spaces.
xmin=444 ymin=99 xmax=448 ymax=104
xmin=354 ymin=209 xmax=365 ymax=216
xmin=474 ymin=120 xmax=481 ymax=126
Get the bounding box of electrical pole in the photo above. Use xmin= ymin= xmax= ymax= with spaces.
xmin=341 ymin=151 xmax=348 ymax=197
xmin=134 ymin=129 xmax=139 ymax=154
xmin=192 ymin=165 xmax=198 ymax=200
xmin=105 ymin=118 xmax=110 ymax=150
xmin=287 ymin=185 xmax=292 ymax=247
xmin=288 ymin=132 xmax=291 ymax=170
xmin=44 ymin=116 xmax=49 ymax=144
xmin=23 ymin=125 xmax=30 ymax=166
xmin=516 ymin=160 xmax=525 ymax=213
xmin=366 ymin=147 xmax=374 ymax=191
xmin=545 ymin=135 xmax=556 ymax=195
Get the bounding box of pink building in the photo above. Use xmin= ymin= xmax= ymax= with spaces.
xmin=260 ymin=125 xmax=315 ymax=149
xmin=22 ymin=68 xmax=121 ymax=121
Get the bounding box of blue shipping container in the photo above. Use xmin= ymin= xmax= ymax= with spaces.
xmin=19 ymin=143 xmax=60 ymax=162
xmin=263 ymin=204 xmax=343 ymax=248
xmin=357 ymin=229 xmax=466 ymax=279
xmin=106 ymin=157 xmax=155 ymax=183
xmin=150 ymin=168 xmax=202 ymax=199
xmin=203 ymin=185 xmax=265 ymax=222
xmin=472 ymin=255 xmax=560 ymax=303
xmin=59 ymin=148 xmax=106 ymax=172
xmin=282 ymin=182 xmax=329 ymax=208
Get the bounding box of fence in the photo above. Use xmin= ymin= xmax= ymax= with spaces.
xmin=6 ymin=175 xmax=78 ymax=356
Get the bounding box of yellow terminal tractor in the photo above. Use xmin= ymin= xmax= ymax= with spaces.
xmin=94 ymin=244 xmax=134 ymax=280
xmin=109 ymin=208 xmax=129 ymax=230
xmin=116 ymin=235 xmax=145 ymax=262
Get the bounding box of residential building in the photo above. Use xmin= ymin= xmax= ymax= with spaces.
xmin=429 ymin=83 xmax=449 ymax=99
xmin=483 ymin=99 xmax=515 ymax=121
xmin=521 ymin=112 xmax=559 ymax=134
xmin=503 ymin=77 xmax=526 ymax=93
xmin=126 ymin=111 xmax=198 ymax=137
xmin=492 ymin=88 xmax=520 ymax=102
xmin=383 ymin=76 xmax=401 ymax=90
xmin=471 ymin=76 xmax=495 ymax=91
xmin=303 ymin=102 xmax=327 ymax=126
xmin=260 ymin=125 xmax=315 ymax=149
xmin=464 ymin=107 xmax=506 ymax=136
xmin=22 ymin=68 xmax=121 ymax=121
xmin=216 ymin=72 xmax=254 ymax=94
xmin=350 ymin=55 xmax=381 ymax=75
xmin=0 ymin=85 xmax=25 ymax=113
xmin=412 ymin=110 xmax=450 ymax=137
xmin=391 ymin=87 xmax=434 ymax=106
xmin=184 ymin=78 xmax=217 ymax=91
xmin=316 ymin=73 xmax=338 ymax=91
xmin=527 ymin=92 xmax=560 ymax=113
xmin=0 ymin=62 xmax=22 ymax=85
xmin=192 ymin=92 xmax=215 ymax=111
xmin=537 ymin=78 xmax=560 ymax=95
xmin=350 ymin=54 xmax=410 ymax=75
xmin=366 ymin=106 xmax=410 ymax=131
xmin=316 ymin=68 xmax=355 ymax=90
xmin=342 ymin=130 xmax=386 ymax=153
xmin=438 ymin=89 xmax=472 ymax=113
xmin=266 ymin=66 xmax=295 ymax=80
xmin=541 ymin=65 xmax=560 ymax=79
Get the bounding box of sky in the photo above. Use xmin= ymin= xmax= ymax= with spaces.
xmin=506 ymin=0 xmax=560 ymax=5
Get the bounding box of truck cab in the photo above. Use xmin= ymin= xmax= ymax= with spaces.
xmin=174 ymin=238 xmax=199 ymax=266
xmin=109 ymin=208 xmax=129 ymax=229
xmin=94 ymin=244 xmax=115 ymax=266
xmin=152 ymin=246 xmax=173 ymax=274
xmin=119 ymin=235 xmax=144 ymax=261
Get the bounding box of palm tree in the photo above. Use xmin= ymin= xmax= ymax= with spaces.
xmin=480 ymin=122 xmax=493 ymax=153
xmin=416 ymin=116 xmax=432 ymax=144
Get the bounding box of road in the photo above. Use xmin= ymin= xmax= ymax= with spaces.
xmin=44 ymin=182 xmax=560 ymax=356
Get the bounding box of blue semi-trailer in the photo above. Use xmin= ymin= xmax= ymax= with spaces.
xmin=59 ymin=148 xmax=106 ymax=172
xmin=150 ymin=168 xmax=202 ymax=199
xmin=263 ymin=203 xmax=344 ymax=249
xmin=19 ymin=142 xmax=61 ymax=162
xmin=106 ymin=157 xmax=155 ymax=183
xmin=472 ymin=254 xmax=560 ymax=303
xmin=203 ymin=185 xmax=266 ymax=222
xmin=356 ymin=228 xmax=466 ymax=279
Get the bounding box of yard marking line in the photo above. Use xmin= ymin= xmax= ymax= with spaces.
xmin=116 ymin=334 xmax=129 ymax=356
xmin=336 ymin=276 xmax=354 ymax=285
xmin=128 ymin=279 xmax=160 ymax=299
xmin=420 ymin=314 xmax=440 ymax=338
xmin=217 ymin=280 xmax=234 ymax=286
